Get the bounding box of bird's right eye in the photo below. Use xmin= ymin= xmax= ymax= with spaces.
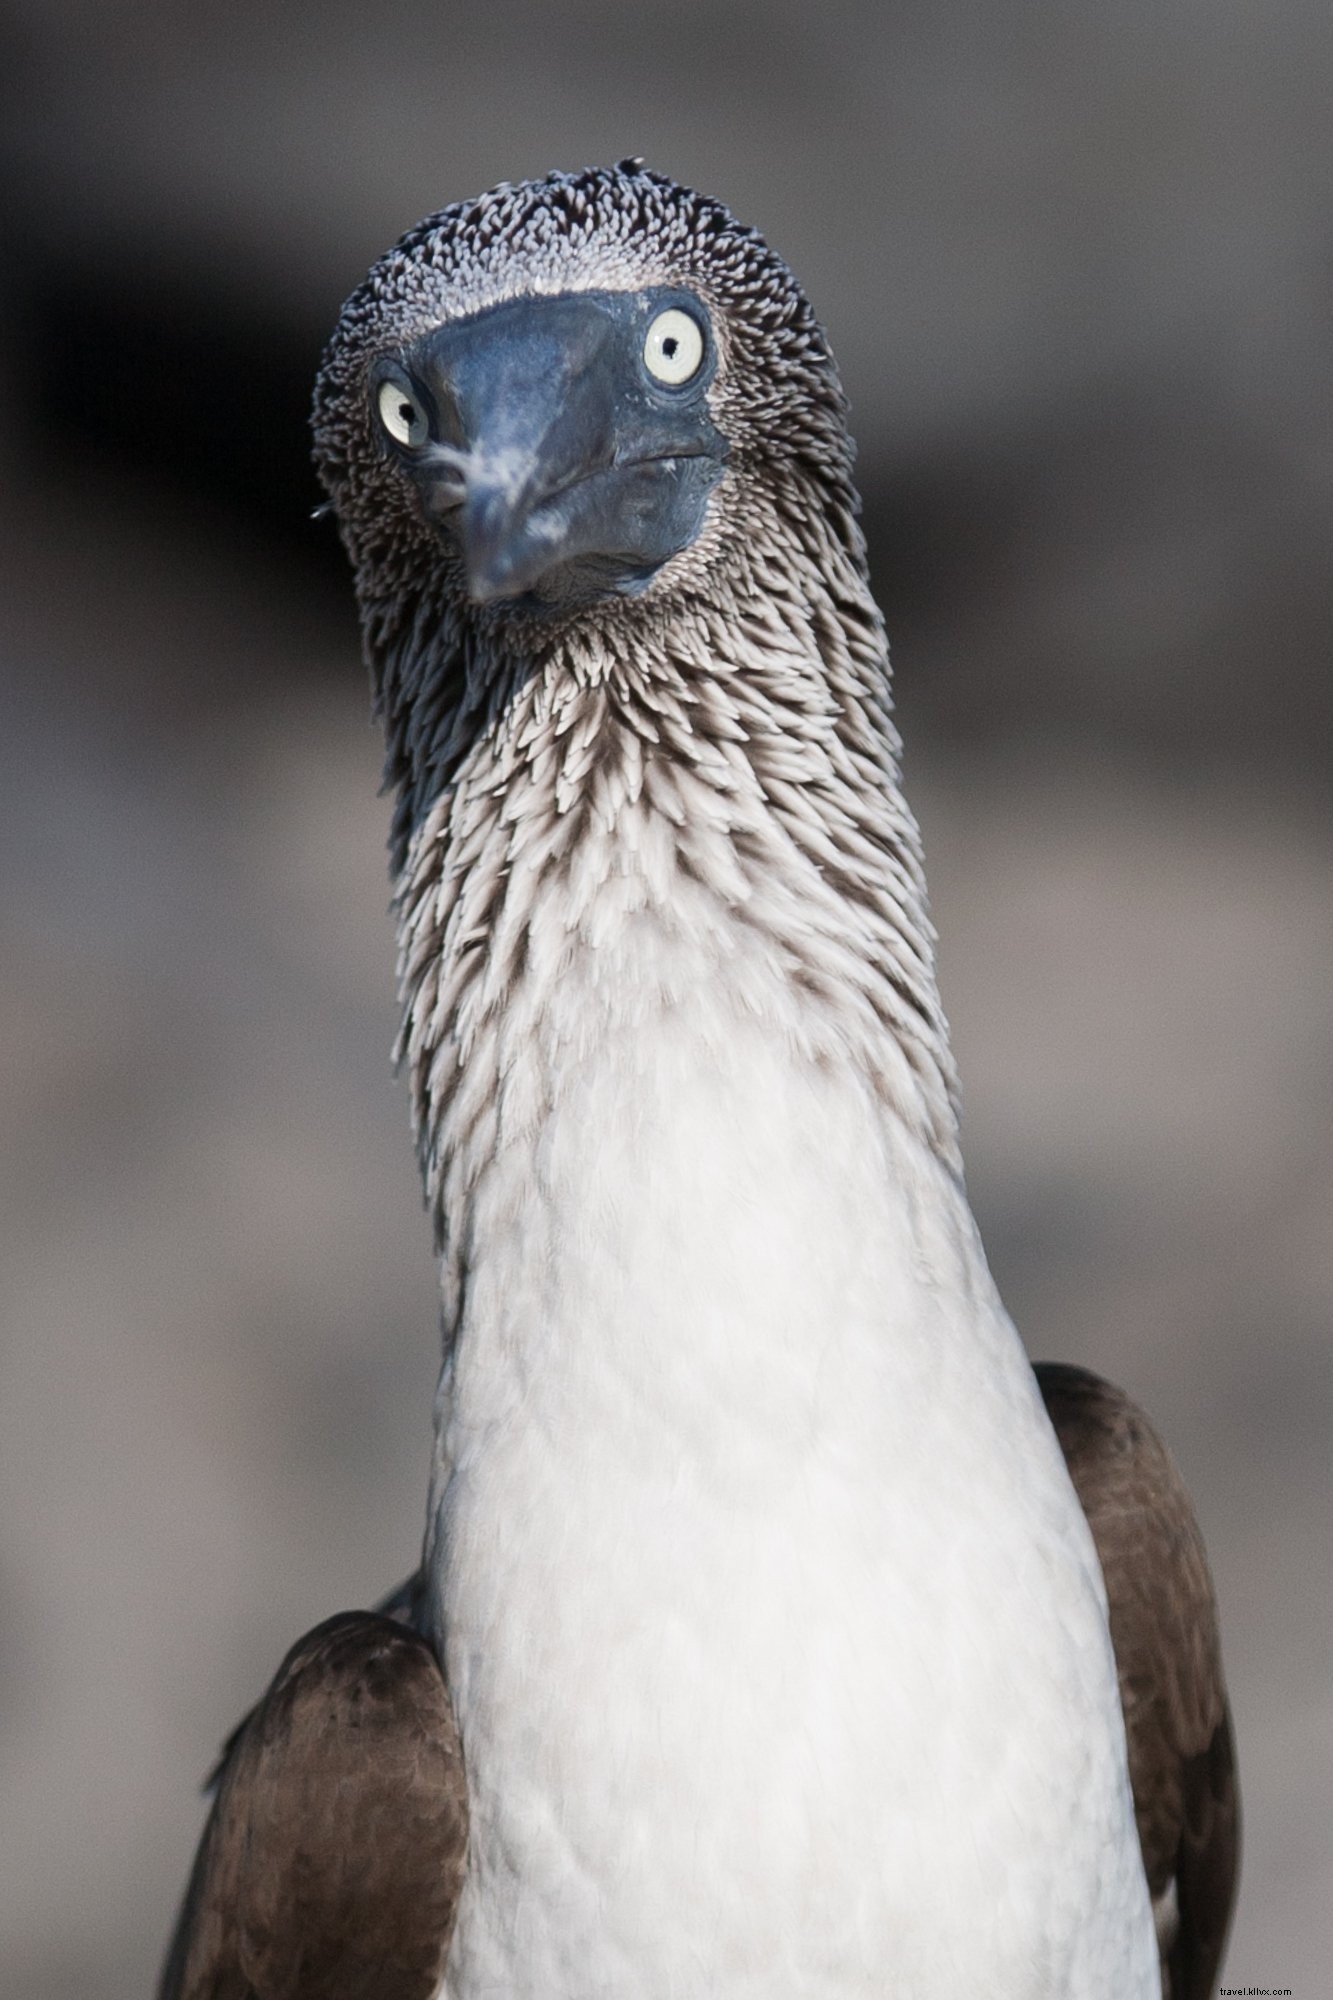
xmin=377 ymin=379 xmax=430 ymax=448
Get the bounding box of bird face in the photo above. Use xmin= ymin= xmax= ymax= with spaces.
xmin=370 ymin=286 xmax=728 ymax=607
xmin=313 ymin=165 xmax=857 ymax=628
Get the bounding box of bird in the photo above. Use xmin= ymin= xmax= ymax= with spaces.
xmin=160 ymin=164 xmax=1238 ymax=1999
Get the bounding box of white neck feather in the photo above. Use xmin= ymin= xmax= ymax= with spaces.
xmin=390 ymin=501 xmax=960 ymax=1308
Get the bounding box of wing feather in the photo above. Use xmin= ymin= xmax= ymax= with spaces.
xmin=1036 ymin=1361 xmax=1239 ymax=2000
xmin=159 ymin=1611 xmax=466 ymax=2000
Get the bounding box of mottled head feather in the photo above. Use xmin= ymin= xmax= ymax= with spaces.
xmin=313 ymin=165 xmax=857 ymax=615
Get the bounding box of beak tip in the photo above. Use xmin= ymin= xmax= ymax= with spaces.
xmin=452 ymin=474 xmax=544 ymax=604
xmin=462 ymin=544 xmax=527 ymax=605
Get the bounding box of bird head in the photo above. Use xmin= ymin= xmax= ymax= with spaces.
xmin=312 ymin=163 xmax=858 ymax=628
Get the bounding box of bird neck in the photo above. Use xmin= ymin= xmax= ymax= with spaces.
xmin=373 ymin=495 xmax=961 ymax=1260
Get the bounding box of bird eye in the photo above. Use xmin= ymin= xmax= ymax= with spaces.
xmin=377 ymin=378 xmax=430 ymax=447
xmin=643 ymin=308 xmax=705 ymax=386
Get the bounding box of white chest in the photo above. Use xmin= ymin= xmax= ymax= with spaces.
xmin=422 ymin=978 xmax=1155 ymax=1999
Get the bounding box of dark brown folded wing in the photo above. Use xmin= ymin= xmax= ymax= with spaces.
xmin=159 ymin=1611 xmax=467 ymax=2000
xmin=1035 ymin=1361 xmax=1239 ymax=2000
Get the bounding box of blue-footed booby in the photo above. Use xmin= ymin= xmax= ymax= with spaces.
xmin=161 ymin=164 xmax=1238 ymax=2000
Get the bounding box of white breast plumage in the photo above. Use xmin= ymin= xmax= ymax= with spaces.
xmin=410 ymin=690 xmax=1156 ymax=1999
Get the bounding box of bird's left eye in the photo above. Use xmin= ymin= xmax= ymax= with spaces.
xmin=377 ymin=378 xmax=430 ymax=447
xmin=643 ymin=308 xmax=705 ymax=386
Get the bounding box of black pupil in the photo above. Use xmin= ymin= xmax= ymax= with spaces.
xmin=399 ymin=400 xmax=415 ymax=428
xmin=662 ymin=336 xmax=679 ymax=359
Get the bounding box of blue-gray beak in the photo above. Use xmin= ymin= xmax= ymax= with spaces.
xmin=381 ymin=289 xmax=728 ymax=605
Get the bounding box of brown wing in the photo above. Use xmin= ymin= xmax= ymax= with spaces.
xmin=159 ymin=1611 xmax=467 ymax=2000
xmin=1035 ymin=1362 xmax=1240 ymax=2000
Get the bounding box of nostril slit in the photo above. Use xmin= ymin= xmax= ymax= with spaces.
xmin=418 ymin=444 xmax=471 ymax=514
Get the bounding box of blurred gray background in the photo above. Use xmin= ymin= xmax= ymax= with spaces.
xmin=1 ymin=4 xmax=1329 ymax=1994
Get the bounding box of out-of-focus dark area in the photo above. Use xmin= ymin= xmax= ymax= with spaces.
xmin=0 ymin=5 xmax=1328 ymax=1994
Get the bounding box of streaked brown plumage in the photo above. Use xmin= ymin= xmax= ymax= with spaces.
xmin=158 ymin=1613 xmax=467 ymax=2000
xmin=1035 ymin=1363 xmax=1239 ymax=2000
